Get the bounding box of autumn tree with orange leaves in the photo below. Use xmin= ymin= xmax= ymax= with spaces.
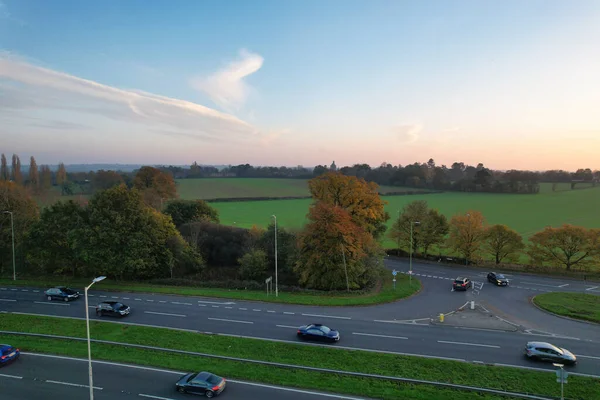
xmin=447 ymin=210 xmax=487 ymax=264
xmin=295 ymin=202 xmax=380 ymax=290
xmin=133 ymin=166 xmax=177 ymax=209
xmin=307 ymin=172 xmax=389 ymax=239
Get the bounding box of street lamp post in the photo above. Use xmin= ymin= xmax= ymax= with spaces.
xmin=2 ymin=211 xmax=15 ymax=281
xmin=409 ymin=221 xmax=420 ymax=284
xmin=271 ymin=215 xmax=278 ymax=297
xmin=553 ymin=363 xmax=566 ymax=400
xmin=85 ymin=276 xmax=106 ymax=400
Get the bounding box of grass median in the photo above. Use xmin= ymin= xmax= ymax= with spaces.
xmin=1 ymin=314 xmax=598 ymax=399
xmin=533 ymin=292 xmax=600 ymax=324
xmin=0 ymin=269 xmax=420 ymax=306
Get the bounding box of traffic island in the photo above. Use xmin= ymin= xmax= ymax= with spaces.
xmin=430 ymin=302 xmax=520 ymax=332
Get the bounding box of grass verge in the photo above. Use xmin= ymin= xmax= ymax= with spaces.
xmin=1 ymin=314 xmax=598 ymax=399
xmin=0 ymin=269 xmax=420 ymax=306
xmin=533 ymin=292 xmax=600 ymax=324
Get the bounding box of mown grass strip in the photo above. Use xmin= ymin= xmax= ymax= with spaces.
xmin=533 ymin=292 xmax=600 ymax=324
xmin=0 ymin=269 xmax=420 ymax=306
xmin=1 ymin=314 xmax=597 ymax=399
xmin=4 ymin=335 xmax=513 ymax=400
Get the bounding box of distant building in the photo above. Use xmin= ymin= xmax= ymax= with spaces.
xmin=330 ymin=161 xmax=337 ymax=171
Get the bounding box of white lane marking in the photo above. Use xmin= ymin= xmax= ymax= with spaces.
xmin=576 ymin=354 xmax=600 ymax=360
xmin=0 ymin=373 xmax=23 ymax=379
xmin=33 ymin=290 xmax=40 ymax=293
xmin=21 ymin=289 xmax=28 ymax=292
xmin=99 ymin=295 xmax=107 ymax=298
xmin=88 ymin=294 xmax=95 ymax=297
xmin=0 ymin=288 xmax=6 ymax=290
xmin=239 ymin=308 xmax=247 ymax=310
xmin=146 ymin=300 xmax=154 ymax=302
xmin=586 ymin=286 xmax=599 ymax=291
xmin=252 ymin=309 xmax=261 ymax=312
xmin=283 ymin=312 xmax=295 ymax=315
xmin=352 ymin=332 xmax=408 ymax=340
xmin=10 ymin=289 xmax=17 ymax=291
xmin=0 ymin=299 xmax=16 ymax=302
xmin=33 ymin=301 xmax=70 ymax=306
xmin=134 ymin=298 xmax=142 ymax=301
xmin=159 ymin=301 xmax=167 ymax=303
xmin=122 ymin=297 xmax=130 ymax=300
xmin=208 ymin=317 xmax=253 ymax=324
xmin=225 ymin=306 xmax=233 ymax=309
xmin=212 ymin=306 xmax=219 ymax=308
xmin=301 ymin=313 xmax=351 ymax=320
xmin=46 ymin=379 xmax=103 ymax=390
xmin=197 ymin=300 xmax=236 ymax=305
xmin=24 ymin=353 xmax=366 ymax=399
xmin=139 ymin=394 xmax=175 ymax=400
xmin=171 ymin=302 xmax=192 ymax=306
xmin=267 ymin=310 xmax=276 ymax=313
xmin=558 ymin=284 xmax=569 ymax=288
xmin=144 ymin=311 xmax=186 ymax=318
xmin=276 ymin=325 xmax=299 ymax=329
xmin=198 ymin=304 xmax=206 ymax=307
xmin=438 ymin=340 xmax=500 ymax=349
xmin=111 ymin=296 xmax=119 ymax=299
xmin=520 ymin=281 xmax=561 ymax=288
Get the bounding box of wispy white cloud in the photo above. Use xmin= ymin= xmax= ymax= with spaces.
xmin=190 ymin=49 xmax=264 ymax=112
xmin=0 ymin=52 xmax=261 ymax=141
xmin=0 ymin=1 xmax=25 ymax=26
xmin=392 ymin=123 xmax=422 ymax=143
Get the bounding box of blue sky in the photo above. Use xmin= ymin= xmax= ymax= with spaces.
xmin=1 ymin=0 xmax=599 ymax=170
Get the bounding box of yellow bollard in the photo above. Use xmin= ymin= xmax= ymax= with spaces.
xmin=439 ymin=313 xmax=444 ymax=322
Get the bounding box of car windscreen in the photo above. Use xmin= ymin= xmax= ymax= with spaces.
xmin=454 ymin=280 xmax=464 ymax=284
xmin=1 ymin=347 xmax=14 ymax=355
xmin=187 ymin=373 xmax=198 ymax=382
xmin=497 ymin=274 xmax=506 ymax=279
xmin=320 ymin=326 xmax=331 ymax=334
xmin=114 ymin=303 xmax=125 ymax=309
xmin=64 ymin=288 xmax=77 ymax=294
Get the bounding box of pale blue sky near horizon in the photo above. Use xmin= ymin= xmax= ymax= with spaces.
xmin=1 ymin=0 xmax=599 ymax=170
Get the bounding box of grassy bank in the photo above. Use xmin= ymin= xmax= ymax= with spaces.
xmin=533 ymin=292 xmax=600 ymax=324
xmin=1 ymin=314 xmax=598 ymax=399
xmin=0 ymin=269 xmax=420 ymax=306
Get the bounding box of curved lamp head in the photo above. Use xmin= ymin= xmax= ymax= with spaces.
xmin=93 ymin=276 xmax=106 ymax=283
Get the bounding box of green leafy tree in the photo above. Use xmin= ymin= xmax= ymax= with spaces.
xmin=257 ymin=222 xmax=298 ymax=285
xmin=25 ymin=200 xmax=85 ymax=276
xmin=71 ymin=185 xmax=200 ymax=280
xmin=483 ymin=225 xmax=524 ymax=264
xmin=0 ymin=154 xmax=8 ymax=181
xmin=238 ymin=249 xmax=268 ymax=280
xmin=163 ymin=199 xmax=219 ymax=227
xmin=529 ymin=225 xmax=600 ymax=270
xmin=91 ymin=170 xmax=125 ymax=193
xmin=388 ymin=200 xmax=448 ymax=256
xmin=28 ymin=156 xmax=39 ymax=191
xmin=11 ymin=154 xmax=23 ymax=185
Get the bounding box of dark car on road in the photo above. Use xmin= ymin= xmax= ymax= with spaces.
xmin=0 ymin=344 xmax=20 ymax=366
xmin=96 ymin=301 xmax=130 ymax=317
xmin=44 ymin=286 xmax=80 ymax=302
xmin=297 ymin=323 xmax=340 ymax=342
xmin=487 ymin=272 xmax=509 ymax=286
xmin=524 ymin=342 xmax=577 ymax=365
xmin=175 ymin=371 xmax=226 ymax=397
xmin=452 ymin=277 xmax=472 ymax=291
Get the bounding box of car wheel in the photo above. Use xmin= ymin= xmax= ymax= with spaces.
xmin=177 ymin=387 xmax=186 ymax=393
xmin=47 ymin=295 xmax=52 ymax=301
xmin=64 ymin=297 xmax=69 ymax=302
xmin=205 ymin=390 xmax=214 ymax=398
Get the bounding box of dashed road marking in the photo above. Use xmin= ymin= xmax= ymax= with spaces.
xmin=0 ymin=299 xmax=16 ymax=302
xmin=0 ymin=373 xmax=22 ymax=379
xmin=46 ymin=379 xmax=103 ymax=390
xmin=276 ymin=325 xmax=298 ymax=329
xmin=353 ymin=332 xmax=408 ymax=340
xmin=208 ymin=317 xmax=253 ymax=324
xmin=438 ymin=340 xmax=500 ymax=349
xmin=301 ymin=313 xmax=351 ymax=320
xmin=33 ymin=301 xmax=70 ymax=306
xmin=144 ymin=311 xmax=186 ymax=318
xmin=283 ymin=312 xmax=295 ymax=315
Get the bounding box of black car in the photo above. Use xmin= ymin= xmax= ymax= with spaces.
xmin=297 ymin=323 xmax=340 ymax=342
xmin=175 ymin=371 xmax=226 ymax=397
xmin=487 ymin=272 xmax=509 ymax=286
xmin=96 ymin=301 xmax=130 ymax=317
xmin=44 ymin=287 xmax=80 ymax=302
xmin=452 ymin=277 xmax=472 ymax=291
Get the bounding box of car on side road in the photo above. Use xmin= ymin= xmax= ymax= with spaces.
xmin=44 ymin=286 xmax=80 ymax=302
xmin=0 ymin=344 xmax=20 ymax=366
xmin=452 ymin=277 xmax=472 ymax=291
xmin=175 ymin=371 xmax=226 ymax=397
xmin=297 ymin=323 xmax=340 ymax=342
xmin=96 ymin=301 xmax=130 ymax=317
xmin=524 ymin=342 xmax=577 ymax=365
xmin=487 ymin=272 xmax=509 ymax=286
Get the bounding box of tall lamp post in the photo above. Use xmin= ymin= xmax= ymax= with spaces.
xmin=85 ymin=276 xmax=106 ymax=400
xmin=409 ymin=221 xmax=420 ymax=284
xmin=2 ymin=211 xmax=15 ymax=281
xmin=271 ymin=215 xmax=278 ymax=297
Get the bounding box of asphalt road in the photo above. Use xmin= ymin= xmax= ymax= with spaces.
xmin=1 ymin=259 xmax=599 ymax=377
xmin=0 ymin=353 xmax=366 ymax=400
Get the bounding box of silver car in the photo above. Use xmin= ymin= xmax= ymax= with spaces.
xmin=524 ymin=342 xmax=577 ymax=365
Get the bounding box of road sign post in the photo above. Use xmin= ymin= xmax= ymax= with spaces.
xmin=265 ymin=276 xmax=273 ymax=296
xmin=392 ymin=270 xmax=397 ymax=290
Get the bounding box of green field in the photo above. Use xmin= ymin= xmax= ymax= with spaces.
xmin=210 ymin=184 xmax=600 ymax=248
xmin=175 ymin=178 xmax=427 ymax=200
